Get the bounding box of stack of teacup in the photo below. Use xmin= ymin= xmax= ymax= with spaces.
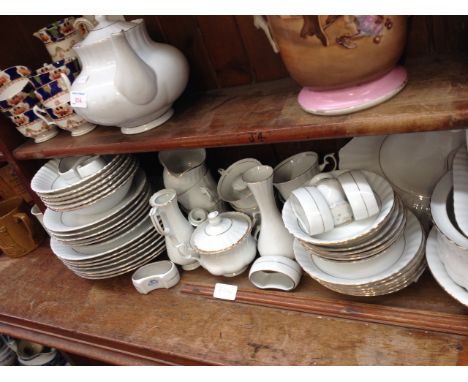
xmin=32 ymin=61 xmax=96 ymax=137
xmin=0 ymin=58 xmax=94 ymax=142
xmin=158 ymin=148 xmax=225 ymax=215
xmin=0 ymin=65 xmax=58 ymax=143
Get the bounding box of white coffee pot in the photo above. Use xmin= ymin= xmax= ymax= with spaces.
xmin=67 ymin=16 xmax=189 ymax=134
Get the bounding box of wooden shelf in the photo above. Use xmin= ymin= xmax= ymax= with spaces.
xmin=13 ymin=55 xmax=468 ymax=161
xmin=1 ymin=243 xmax=468 ymax=365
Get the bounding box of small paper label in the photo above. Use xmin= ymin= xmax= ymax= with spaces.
xmin=70 ymin=91 xmax=87 ymax=108
xmin=213 ymin=283 xmax=238 ymax=301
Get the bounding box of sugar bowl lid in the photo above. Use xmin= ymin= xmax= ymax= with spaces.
xmin=76 ymin=15 xmax=136 ymax=46
xmin=190 ymin=211 xmax=252 ymax=254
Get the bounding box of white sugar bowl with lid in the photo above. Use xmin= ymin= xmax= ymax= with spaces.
xmin=185 ymin=211 xmax=257 ymax=277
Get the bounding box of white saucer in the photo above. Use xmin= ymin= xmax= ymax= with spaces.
xmin=426 ymin=227 xmax=468 ymax=307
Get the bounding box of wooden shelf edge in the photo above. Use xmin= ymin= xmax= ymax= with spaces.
xmin=181 ymin=280 xmax=468 ymax=337
xmin=12 ymin=55 xmax=468 ymax=160
xmin=0 ymin=315 xmax=218 ymax=366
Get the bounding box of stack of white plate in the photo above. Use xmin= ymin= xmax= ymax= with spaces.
xmin=31 ymin=155 xmax=138 ymax=214
xmin=427 ymin=151 xmax=468 ymax=307
xmin=31 ymin=154 xmax=165 ymax=279
xmin=51 ymin=217 xmax=165 ymax=279
xmin=283 ymin=170 xmax=426 ymax=296
xmin=0 ymin=336 xmax=16 ymax=366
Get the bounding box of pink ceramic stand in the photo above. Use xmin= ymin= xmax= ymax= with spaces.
xmin=298 ymin=66 xmax=408 ymax=116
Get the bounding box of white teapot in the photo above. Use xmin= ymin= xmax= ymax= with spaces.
xmin=65 ymin=16 xmax=189 ymax=134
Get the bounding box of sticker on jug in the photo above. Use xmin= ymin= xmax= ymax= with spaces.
xmin=70 ymin=91 xmax=87 ymax=108
xmin=213 ymin=283 xmax=238 ymax=301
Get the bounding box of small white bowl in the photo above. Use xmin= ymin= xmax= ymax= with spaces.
xmin=132 ymin=260 xmax=180 ymax=294
xmin=290 ymin=186 xmax=334 ymax=236
xmin=249 ymin=255 xmax=302 ymax=291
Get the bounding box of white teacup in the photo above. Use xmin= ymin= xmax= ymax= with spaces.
xmin=290 ymin=186 xmax=334 ymax=236
xmin=273 ymin=152 xmax=337 ymax=200
xmin=337 ymin=171 xmax=379 ymax=221
xmin=308 ymin=173 xmax=353 ymax=226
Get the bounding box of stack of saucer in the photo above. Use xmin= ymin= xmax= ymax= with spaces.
xmin=31 ymin=154 xmax=165 ymax=279
xmin=284 ymin=170 xmax=426 ymax=296
xmin=426 ymin=153 xmax=468 ymax=307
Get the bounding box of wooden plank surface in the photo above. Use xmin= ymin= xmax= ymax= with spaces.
xmin=13 ymin=55 xmax=468 ymax=160
xmin=0 ymin=246 xmax=467 ymax=365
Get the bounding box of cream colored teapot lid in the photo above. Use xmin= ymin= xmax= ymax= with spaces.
xmin=76 ymin=15 xmax=137 ymax=46
xmin=190 ymin=211 xmax=252 ymax=254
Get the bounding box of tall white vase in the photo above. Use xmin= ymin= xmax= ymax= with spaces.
xmin=149 ymin=189 xmax=200 ymax=270
xmin=243 ymin=165 xmax=294 ymax=258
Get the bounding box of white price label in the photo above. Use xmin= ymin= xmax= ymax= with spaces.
xmin=213 ymin=283 xmax=238 ymax=301
xmin=70 ymin=91 xmax=87 ymax=108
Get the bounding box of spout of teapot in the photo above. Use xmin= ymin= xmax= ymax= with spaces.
xmin=110 ymin=30 xmax=158 ymax=105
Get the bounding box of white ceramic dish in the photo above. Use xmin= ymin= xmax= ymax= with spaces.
xmin=283 ymin=171 xmax=394 ymax=246
xmin=31 ymin=155 xmax=125 ymax=196
xmin=295 ymin=211 xmax=423 ymax=287
xmin=426 ymin=227 xmax=468 ymax=307
xmin=52 ymin=217 xmax=155 ymax=260
xmin=61 ymin=233 xmax=165 ymax=268
xmin=44 ymin=158 xmax=137 ymax=211
xmin=249 ymin=255 xmax=302 ymax=291
xmin=44 ymin=171 xmax=148 ymax=233
xmin=311 ymin=229 xmax=405 ymax=279
xmin=436 ymin=230 xmax=468 ymax=291
xmin=431 ymin=171 xmax=468 ymax=248
xmin=132 ymin=260 xmax=180 ymax=294
xmin=452 ymin=145 xmax=468 ymax=237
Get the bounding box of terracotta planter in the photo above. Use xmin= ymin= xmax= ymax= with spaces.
xmin=260 ymin=16 xmax=408 ymax=90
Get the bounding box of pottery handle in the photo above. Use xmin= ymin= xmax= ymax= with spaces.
xmin=73 ymin=17 xmax=95 ymax=38
xmin=253 ymin=16 xmax=279 ymax=53
xmin=33 ymin=105 xmax=55 ymax=126
xmin=149 ymin=208 xmax=170 ymax=237
xmin=12 ymin=212 xmax=36 ymax=244
xmin=319 ymin=153 xmax=337 ymax=172
xmin=176 ymin=243 xmax=199 ymax=261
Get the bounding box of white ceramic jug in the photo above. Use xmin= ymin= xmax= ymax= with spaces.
xmin=149 ymin=189 xmax=199 ymax=271
xmin=242 ymin=165 xmax=295 ymax=258
xmin=68 ymin=16 xmax=189 ymax=134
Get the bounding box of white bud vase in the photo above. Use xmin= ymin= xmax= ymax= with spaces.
xmin=243 ymin=165 xmax=294 ymax=258
xmin=149 ymin=189 xmax=200 ymax=271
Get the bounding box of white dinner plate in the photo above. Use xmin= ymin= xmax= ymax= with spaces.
xmin=426 ymin=227 xmax=468 ymax=307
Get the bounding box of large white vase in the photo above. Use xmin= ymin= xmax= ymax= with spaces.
xmin=243 ymin=165 xmax=294 ymax=258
